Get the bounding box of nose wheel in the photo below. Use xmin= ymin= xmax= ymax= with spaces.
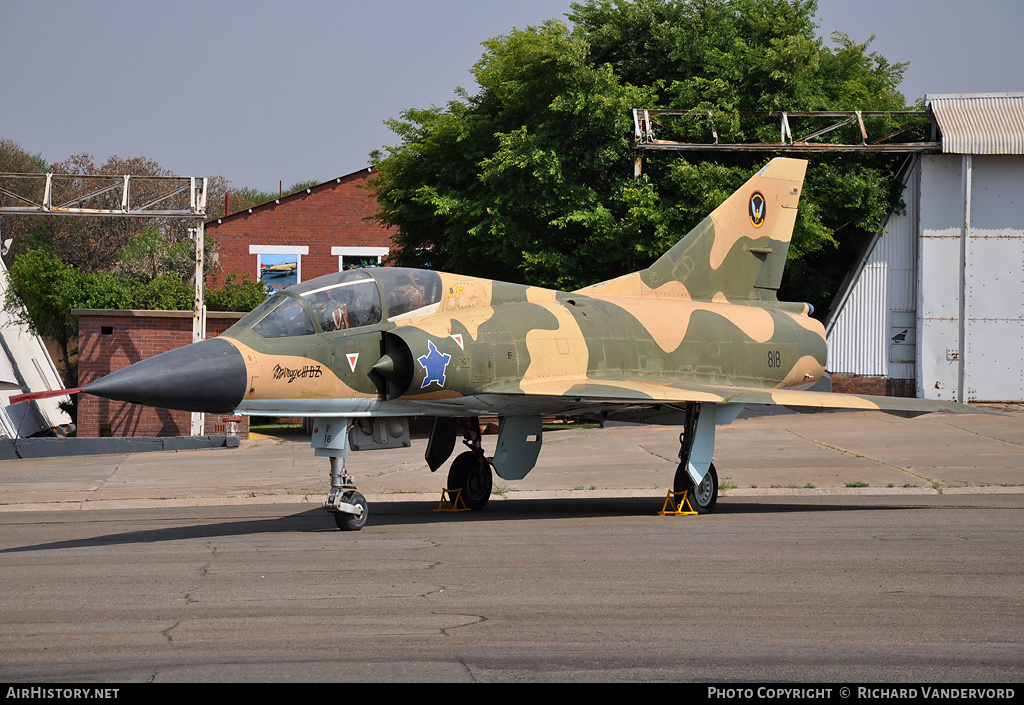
xmin=315 ymin=419 xmax=372 ymax=531
xmin=329 ymin=489 xmax=368 ymax=531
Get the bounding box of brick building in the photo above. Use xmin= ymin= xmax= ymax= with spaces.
xmin=76 ymin=167 xmax=397 ymax=438
xmin=208 ymin=167 xmax=395 ymax=290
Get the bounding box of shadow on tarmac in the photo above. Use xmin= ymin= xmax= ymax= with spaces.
xmin=0 ymin=496 xmax=933 ymax=554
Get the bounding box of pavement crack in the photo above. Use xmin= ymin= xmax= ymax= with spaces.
xmin=638 ymin=444 xmax=676 ymax=464
xmin=783 ymin=428 xmax=941 ymax=487
xmin=161 ymin=621 xmax=179 ymax=643
xmin=943 ymin=420 xmax=1023 ymax=447
xmin=440 ymin=613 xmax=487 ymax=637
xmin=456 ymin=656 xmax=478 ymax=682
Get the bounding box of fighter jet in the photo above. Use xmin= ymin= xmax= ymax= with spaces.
xmin=84 ymin=157 xmax=988 ymax=530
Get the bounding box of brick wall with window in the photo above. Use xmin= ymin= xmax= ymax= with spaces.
xmin=208 ymin=168 xmax=396 ymax=289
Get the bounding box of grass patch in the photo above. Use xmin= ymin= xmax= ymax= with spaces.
xmin=492 ymin=484 xmax=510 ymax=497
xmin=249 ymin=421 xmax=306 ymax=436
xmin=804 ymin=483 xmax=816 ymax=489
xmin=846 ymin=481 xmax=870 ymax=488
xmin=720 ymin=477 xmax=738 ymax=490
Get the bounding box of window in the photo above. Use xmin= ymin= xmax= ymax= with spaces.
xmin=250 ymin=245 xmax=309 ymax=291
xmin=332 ymin=246 xmax=389 ymax=271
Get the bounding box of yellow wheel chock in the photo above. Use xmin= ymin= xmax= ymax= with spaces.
xmin=435 ymin=487 xmax=471 ymax=512
xmin=658 ymin=490 xmax=698 ymax=516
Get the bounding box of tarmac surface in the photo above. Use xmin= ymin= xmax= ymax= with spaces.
xmin=0 ymin=406 xmax=1021 ymax=512
xmin=1 ymin=406 xmax=1021 ymax=683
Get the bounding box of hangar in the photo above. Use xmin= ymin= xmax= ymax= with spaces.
xmin=826 ymin=93 xmax=1024 ymax=402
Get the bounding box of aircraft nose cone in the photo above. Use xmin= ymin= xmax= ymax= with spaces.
xmin=85 ymin=337 xmax=247 ymax=413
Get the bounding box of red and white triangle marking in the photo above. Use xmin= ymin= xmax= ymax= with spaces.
xmin=346 ymin=353 xmax=359 ymax=372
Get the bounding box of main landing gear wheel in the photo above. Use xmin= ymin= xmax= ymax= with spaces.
xmin=674 ymin=462 xmax=718 ymax=514
xmin=447 ymin=451 xmax=493 ymax=511
xmin=333 ymin=490 xmax=368 ymax=531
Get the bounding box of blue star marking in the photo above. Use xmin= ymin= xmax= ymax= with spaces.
xmin=417 ymin=340 xmax=452 ymax=389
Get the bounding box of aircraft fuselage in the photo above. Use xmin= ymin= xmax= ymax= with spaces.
xmin=213 ymin=271 xmax=826 ymax=417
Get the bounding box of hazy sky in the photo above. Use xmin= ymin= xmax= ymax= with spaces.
xmin=2 ymin=0 xmax=1021 ymax=193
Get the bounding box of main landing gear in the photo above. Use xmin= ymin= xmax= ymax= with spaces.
xmin=672 ymin=403 xmax=720 ymax=514
xmin=446 ymin=418 xmax=493 ymax=511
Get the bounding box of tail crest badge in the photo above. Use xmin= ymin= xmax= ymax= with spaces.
xmin=748 ymin=191 xmax=766 ymax=228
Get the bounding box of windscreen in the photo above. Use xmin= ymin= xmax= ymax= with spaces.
xmin=250 ymin=295 xmax=316 ymax=338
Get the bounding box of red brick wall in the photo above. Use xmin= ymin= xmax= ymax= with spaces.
xmin=830 ymin=373 xmax=915 ymax=398
xmin=207 ymin=169 xmax=396 ymax=286
xmin=75 ymin=310 xmax=248 ymax=438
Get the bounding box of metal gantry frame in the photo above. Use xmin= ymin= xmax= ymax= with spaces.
xmin=0 ymin=173 xmax=209 ymax=435
xmin=632 ymin=109 xmax=942 ymax=177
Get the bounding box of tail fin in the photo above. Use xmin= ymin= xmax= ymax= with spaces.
xmin=580 ymin=157 xmax=807 ymax=301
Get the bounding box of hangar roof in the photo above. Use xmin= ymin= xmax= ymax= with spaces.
xmin=928 ymin=93 xmax=1024 ymax=155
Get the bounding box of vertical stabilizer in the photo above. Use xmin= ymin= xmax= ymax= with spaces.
xmin=580 ymin=157 xmax=807 ymax=301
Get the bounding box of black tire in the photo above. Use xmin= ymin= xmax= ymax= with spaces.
xmin=334 ymin=490 xmax=368 ymax=531
xmin=447 ymin=451 xmax=492 ymax=510
xmin=673 ymin=462 xmax=718 ymax=514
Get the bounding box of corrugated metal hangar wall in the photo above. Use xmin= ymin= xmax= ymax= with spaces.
xmin=827 ymin=93 xmax=1024 ymax=402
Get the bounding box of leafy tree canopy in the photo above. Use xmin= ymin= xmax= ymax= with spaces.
xmin=370 ymin=0 xmax=917 ymax=313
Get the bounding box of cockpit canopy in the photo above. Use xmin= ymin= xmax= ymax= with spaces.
xmin=236 ymin=268 xmax=443 ymax=339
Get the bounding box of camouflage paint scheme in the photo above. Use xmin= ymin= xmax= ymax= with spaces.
xmin=221 ymin=158 xmax=977 ymax=421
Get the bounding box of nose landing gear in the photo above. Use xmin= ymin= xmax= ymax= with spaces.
xmin=316 ymin=418 xmax=370 ymax=531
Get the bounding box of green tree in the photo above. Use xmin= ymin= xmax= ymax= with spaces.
xmin=3 ymin=248 xmax=83 ymax=386
xmin=113 ymin=228 xmax=196 ymax=283
xmin=204 ymin=274 xmax=269 ymax=312
xmin=370 ymin=0 xmax=915 ymax=314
